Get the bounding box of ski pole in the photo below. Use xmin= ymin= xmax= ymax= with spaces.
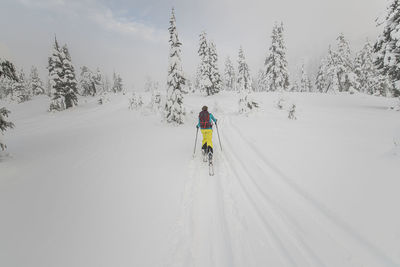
xmin=193 ymin=127 xmax=199 ymax=158
xmin=215 ymin=122 xmax=222 ymax=151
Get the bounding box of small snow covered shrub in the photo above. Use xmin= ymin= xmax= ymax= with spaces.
xmin=288 ymin=104 xmax=297 ymax=120
xmin=276 ymin=97 xmax=284 ymax=110
xmin=128 ymin=92 xmax=137 ymax=110
xmin=49 ymin=96 xmax=66 ymax=112
xmin=128 ymin=92 xmax=144 ymax=110
xmin=148 ymin=91 xmax=162 ymax=112
xmin=239 ymin=91 xmax=258 ymax=114
xmin=97 ymin=92 xmax=110 ymax=105
xmin=395 ymin=98 xmax=400 ymax=111
xmin=348 ymin=87 xmax=358 ymax=95
xmin=137 ymin=95 xmax=144 ymax=108
xmin=276 ymin=95 xmax=297 ymax=120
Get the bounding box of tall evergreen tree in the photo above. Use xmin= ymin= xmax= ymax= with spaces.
xmin=48 ymin=37 xmax=78 ymax=110
xmin=61 ymin=45 xmax=78 ymax=108
xmin=164 ymin=8 xmax=185 ymax=124
xmin=208 ymin=41 xmax=222 ymax=94
xmin=79 ymin=66 xmax=96 ymax=96
xmin=0 ymin=77 xmax=13 ymax=99
xmin=13 ymin=69 xmax=31 ymax=103
xmin=112 ymin=71 xmax=123 ymax=93
xmin=0 ymin=59 xmax=17 ymax=150
xmin=0 ymin=59 xmax=18 ymax=81
xmin=194 ymin=64 xmax=202 ymax=92
xmin=315 ymin=54 xmax=330 ymax=93
xmin=334 ymin=33 xmax=356 ymax=92
xmin=299 ymin=63 xmax=312 ymax=92
xmin=197 ymin=31 xmax=212 ymax=95
xmin=93 ymin=68 xmax=104 ymax=94
xmin=260 ymin=22 xmax=290 ymax=92
xmin=237 ymin=46 xmax=252 ymax=92
xmin=237 ymin=46 xmax=257 ymax=113
xmin=374 ymin=0 xmax=400 ymax=97
xmin=223 ymin=56 xmax=236 ymax=91
xmin=316 ymin=43 xmax=354 ymax=93
xmin=354 ymin=40 xmax=388 ymax=95
xmin=48 ymin=37 xmax=65 ymax=111
xmin=28 ymin=66 xmax=44 ymax=96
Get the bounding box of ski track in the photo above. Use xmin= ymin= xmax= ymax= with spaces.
xmin=166 ymin=114 xmax=398 ymax=267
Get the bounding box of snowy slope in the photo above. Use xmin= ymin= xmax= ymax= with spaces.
xmin=0 ymin=92 xmax=399 ymax=267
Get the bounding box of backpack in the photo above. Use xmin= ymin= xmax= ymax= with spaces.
xmin=199 ymin=110 xmax=211 ymax=129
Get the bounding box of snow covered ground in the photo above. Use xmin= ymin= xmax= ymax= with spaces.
xmin=0 ymin=92 xmax=399 ymax=267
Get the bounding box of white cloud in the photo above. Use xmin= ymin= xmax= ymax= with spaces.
xmin=88 ymin=7 xmax=167 ymax=42
xmin=17 ymin=0 xmax=166 ymax=43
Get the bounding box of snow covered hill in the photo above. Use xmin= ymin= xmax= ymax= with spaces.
xmin=0 ymin=92 xmax=399 ymax=267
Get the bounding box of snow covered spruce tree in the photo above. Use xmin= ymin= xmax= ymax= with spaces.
xmin=299 ymin=63 xmax=313 ymax=92
xmin=48 ymin=37 xmax=78 ymax=111
xmin=315 ymin=38 xmax=356 ymax=94
xmin=112 ymin=71 xmax=123 ymax=93
xmin=0 ymin=107 xmax=14 ymax=150
xmin=0 ymin=59 xmax=18 ymax=81
xmin=237 ymin=46 xmax=257 ymax=113
xmin=13 ymin=69 xmax=31 ymax=103
xmin=315 ymin=47 xmax=336 ymax=93
xmin=197 ymin=32 xmax=212 ymax=95
xmin=48 ymin=38 xmax=65 ymax=111
xmin=79 ymin=66 xmax=96 ymax=96
xmin=353 ymin=40 xmax=391 ymax=95
xmin=93 ymin=68 xmax=105 ymax=94
xmin=223 ymin=56 xmax=236 ymax=91
xmin=0 ymin=77 xmax=12 ymax=99
xmin=208 ymin=41 xmax=222 ymax=94
xmin=164 ymin=8 xmax=185 ymax=124
xmin=374 ymin=0 xmax=400 ymax=97
xmin=0 ymin=59 xmax=17 ymax=150
xmin=61 ymin=45 xmax=78 ymax=108
xmin=259 ymin=22 xmax=290 ymax=92
xmin=334 ymin=33 xmax=356 ymax=92
xmin=196 ymin=32 xmax=221 ymax=96
xmin=28 ymin=66 xmax=44 ymax=96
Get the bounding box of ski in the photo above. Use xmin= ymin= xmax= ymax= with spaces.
xmin=208 ymin=152 xmax=214 ymax=176
xmin=209 ymin=162 xmax=214 ymax=176
xmin=202 ymin=150 xmax=207 ymax=162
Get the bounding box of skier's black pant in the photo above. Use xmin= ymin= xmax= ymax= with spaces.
xmin=202 ymin=143 xmax=213 ymax=154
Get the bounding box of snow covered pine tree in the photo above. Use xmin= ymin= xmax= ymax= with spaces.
xmin=0 ymin=58 xmax=17 ymax=150
xmin=299 ymin=63 xmax=313 ymax=92
xmin=28 ymin=66 xmax=45 ymax=96
xmin=13 ymin=68 xmax=31 ymax=103
xmin=197 ymin=32 xmax=212 ymax=95
xmin=374 ymin=0 xmax=400 ymax=97
xmin=48 ymin=37 xmax=78 ymax=111
xmin=208 ymin=41 xmax=222 ymax=94
xmin=164 ymin=8 xmax=185 ymax=124
xmin=316 ymin=35 xmax=357 ymax=94
xmin=237 ymin=46 xmax=258 ymax=113
xmin=79 ymin=66 xmax=96 ymax=96
xmin=223 ymin=56 xmax=236 ymax=91
xmin=354 ymin=40 xmax=391 ymax=95
xmin=259 ymin=22 xmax=290 ymax=92
xmin=112 ymin=71 xmax=123 ymax=93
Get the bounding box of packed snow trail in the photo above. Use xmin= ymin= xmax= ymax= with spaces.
xmin=167 ymin=114 xmax=398 ymax=267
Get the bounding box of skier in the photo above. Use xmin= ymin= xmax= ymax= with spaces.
xmin=196 ymin=106 xmax=217 ymax=160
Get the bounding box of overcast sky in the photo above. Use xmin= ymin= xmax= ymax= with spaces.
xmin=0 ymin=0 xmax=390 ymax=90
